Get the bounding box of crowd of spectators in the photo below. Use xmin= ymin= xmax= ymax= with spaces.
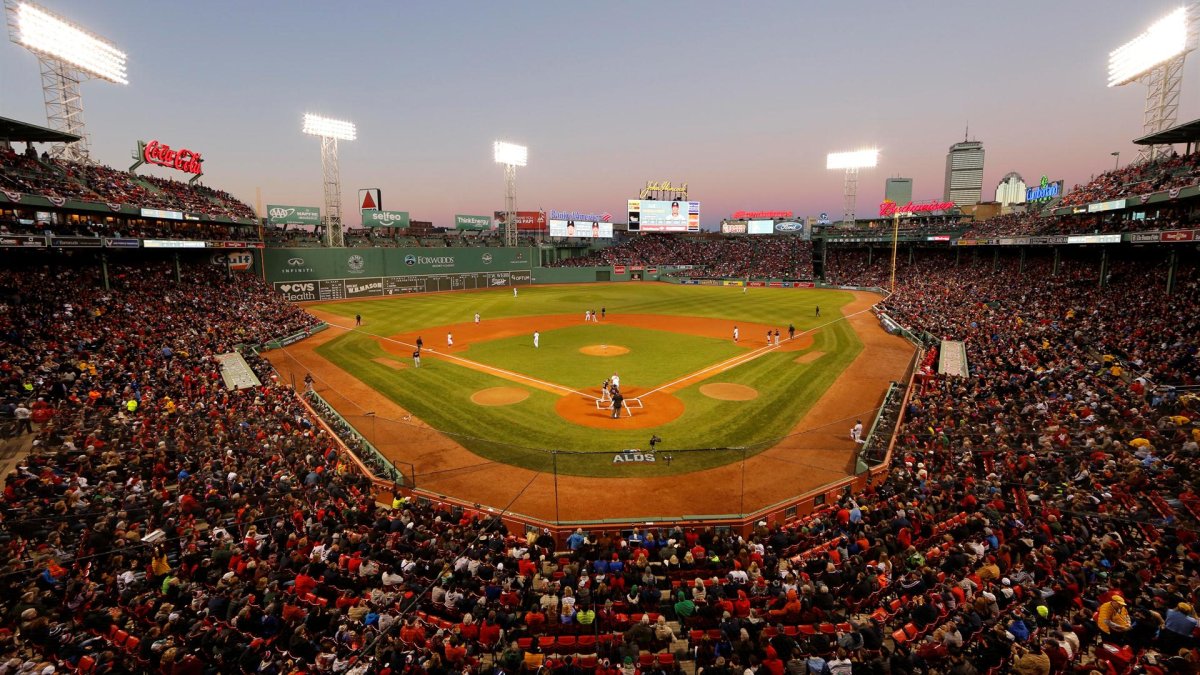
xmin=555 ymin=235 xmax=815 ymax=279
xmin=1 ymin=144 xmax=255 ymax=220
xmin=0 ymin=244 xmax=1199 ymax=675
xmin=1059 ymin=151 xmax=1200 ymax=208
xmin=960 ymin=211 xmax=1199 ymax=239
xmin=0 ymin=216 xmax=255 ymax=242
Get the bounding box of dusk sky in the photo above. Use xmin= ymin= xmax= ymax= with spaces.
xmin=1 ymin=1 xmax=1196 ymax=228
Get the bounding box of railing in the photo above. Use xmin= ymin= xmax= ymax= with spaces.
xmin=305 ymin=390 xmax=409 ymax=487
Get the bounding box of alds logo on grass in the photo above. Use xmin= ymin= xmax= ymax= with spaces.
xmin=613 ymin=450 xmax=655 ymax=464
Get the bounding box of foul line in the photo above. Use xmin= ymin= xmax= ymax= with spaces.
xmin=637 ymin=298 xmax=889 ymax=401
xmin=323 ymin=320 xmax=596 ymax=399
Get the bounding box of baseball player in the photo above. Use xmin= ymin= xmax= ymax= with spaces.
xmin=533 ymin=331 xmax=540 ymax=348
xmin=611 ymin=372 xmax=620 ymax=389
xmin=447 ymin=332 xmax=454 ymax=347
xmin=474 ymin=312 xmax=480 ymax=324
xmin=600 ymin=378 xmax=611 ymax=402
xmin=851 ymin=420 xmax=864 ymax=444
xmin=733 ymin=325 xmax=739 ymax=342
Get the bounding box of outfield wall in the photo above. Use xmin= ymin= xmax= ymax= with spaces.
xmin=263 ymin=247 xmax=535 ymax=301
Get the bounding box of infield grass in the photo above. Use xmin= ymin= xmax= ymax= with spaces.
xmin=308 ymin=283 xmax=865 ymax=476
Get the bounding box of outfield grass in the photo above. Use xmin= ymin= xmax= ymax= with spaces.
xmin=309 ymin=283 xmax=865 ymax=477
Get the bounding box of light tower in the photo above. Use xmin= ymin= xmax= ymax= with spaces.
xmin=1109 ymin=6 xmax=1199 ymax=163
xmin=302 ymin=114 xmax=356 ymax=248
xmin=493 ymin=141 xmax=527 ymax=247
xmin=4 ymin=0 xmax=128 ymax=162
xmin=826 ymin=149 xmax=878 ymax=228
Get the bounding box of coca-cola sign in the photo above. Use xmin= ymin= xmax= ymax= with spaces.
xmin=139 ymin=140 xmax=203 ymax=175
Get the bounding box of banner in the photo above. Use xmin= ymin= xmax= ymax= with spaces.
xmin=266 ymin=204 xmax=321 ymax=226
xmin=0 ymin=234 xmax=47 ymax=248
xmin=49 ymin=236 xmax=102 ymax=248
xmin=494 ymin=211 xmax=547 ymax=231
xmin=362 ymin=210 xmax=410 ymax=228
xmin=455 ymin=214 xmax=493 ymax=230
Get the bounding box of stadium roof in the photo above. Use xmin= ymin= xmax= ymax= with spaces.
xmin=0 ymin=116 xmax=81 ymax=144
xmin=1134 ymin=117 xmax=1200 ymax=146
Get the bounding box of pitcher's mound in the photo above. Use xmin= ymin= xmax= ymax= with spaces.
xmin=471 ymin=387 xmax=530 ymax=406
xmin=580 ymin=345 xmax=630 ymax=357
xmin=700 ymin=383 xmax=759 ymax=401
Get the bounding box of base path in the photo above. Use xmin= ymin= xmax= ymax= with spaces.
xmin=268 ymin=290 xmax=913 ymax=523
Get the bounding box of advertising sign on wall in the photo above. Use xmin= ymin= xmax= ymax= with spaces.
xmin=362 ymin=210 xmax=410 ymax=228
xmin=454 ymin=214 xmax=492 ymax=230
xmin=747 ymin=220 xmax=774 ymax=234
xmin=721 ymin=221 xmax=748 ymax=234
xmin=266 ymin=205 xmax=321 ymax=226
xmin=494 ymin=211 xmax=547 ymax=231
xmin=775 ymin=221 xmax=808 ymax=238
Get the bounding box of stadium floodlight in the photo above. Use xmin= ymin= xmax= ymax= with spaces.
xmin=11 ymin=2 xmax=127 ymax=83
xmin=4 ymin=0 xmax=129 ymax=162
xmin=826 ymin=148 xmax=878 ymax=228
xmin=302 ymin=113 xmax=357 ymax=247
xmin=1108 ymin=8 xmax=1189 ymax=87
xmin=494 ymin=140 xmax=528 ymax=247
xmin=493 ymin=141 xmax=528 ymax=167
xmin=825 ymin=149 xmax=879 ymax=170
xmin=302 ymin=114 xmax=357 ymax=141
xmin=1108 ymin=6 xmax=1199 ymax=162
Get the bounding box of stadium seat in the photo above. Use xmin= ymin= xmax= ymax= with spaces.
xmin=892 ymin=629 xmax=907 ymax=644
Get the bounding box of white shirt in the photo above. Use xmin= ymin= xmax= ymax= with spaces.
xmin=611 ymin=375 xmax=620 ymax=387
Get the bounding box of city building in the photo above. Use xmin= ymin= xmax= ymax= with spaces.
xmin=885 ymin=177 xmax=913 ymax=205
xmin=944 ymin=139 xmax=985 ymax=206
xmin=994 ymin=172 xmax=1026 ymax=207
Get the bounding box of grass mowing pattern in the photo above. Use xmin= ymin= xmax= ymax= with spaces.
xmin=311 ymin=284 xmax=863 ymax=477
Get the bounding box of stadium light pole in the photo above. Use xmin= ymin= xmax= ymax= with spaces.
xmin=494 ymin=141 xmax=527 ymax=247
xmin=303 ymin=114 xmax=356 ymax=248
xmin=1109 ymin=5 xmax=1199 ymax=163
xmin=826 ymin=149 xmax=879 ymax=228
xmin=4 ymin=0 xmax=128 ymax=163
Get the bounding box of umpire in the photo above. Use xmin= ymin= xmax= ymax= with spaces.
xmin=611 ymin=389 xmax=624 ymax=419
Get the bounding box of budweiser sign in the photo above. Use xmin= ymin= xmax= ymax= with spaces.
xmin=141 ymin=140 xmax=203 ymax=175
xmin=732 ymin=210 xmax=793 ymax=219
xmin=879 ymin=200 xmax=956 ymax=217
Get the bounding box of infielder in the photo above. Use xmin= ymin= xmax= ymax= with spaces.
xmin=474 ymin=313 xmax=480 ymax=324
xmin=733 ymin=325 xmax=739 ymax=342
xmin=533 ymin=331 xmax=540 ymax=348
xmin=447 ymin=332 xmax=454 ymax=347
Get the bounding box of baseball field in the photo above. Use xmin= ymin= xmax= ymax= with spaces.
xmin=267 ymin=283 xmax=914 ymax=520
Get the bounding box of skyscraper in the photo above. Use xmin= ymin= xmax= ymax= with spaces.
xmin=944 ymin=138 xmax=985 ymax=206
xmin=994 ymin=172 xmax=1026 ymax=207
xmin=885 ymin=177 xmax=913 ymax=205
